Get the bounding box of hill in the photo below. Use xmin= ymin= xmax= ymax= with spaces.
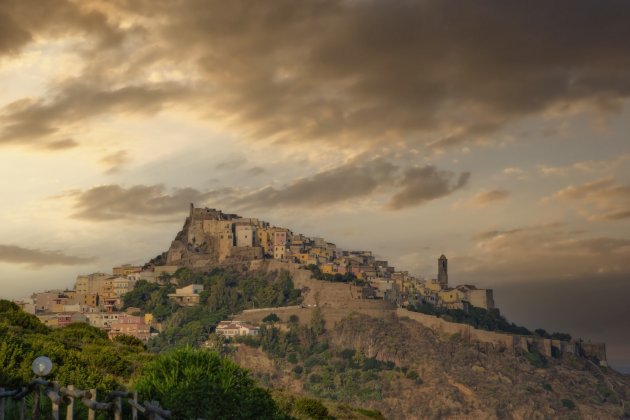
xmin=231 ymin=311 xmax=630 ymax=419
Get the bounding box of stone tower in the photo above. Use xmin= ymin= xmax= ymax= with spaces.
xmin=438 ymin=254 xmax=448 ymax=287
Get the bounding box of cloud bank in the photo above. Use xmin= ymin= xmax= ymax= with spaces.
xmin=0 ymin=244 xmax=97 ymax=268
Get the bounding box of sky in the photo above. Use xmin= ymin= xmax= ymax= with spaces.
xmin=0 ymin=0 xmax=629 ymax=372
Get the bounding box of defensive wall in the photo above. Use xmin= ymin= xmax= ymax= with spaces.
xmin=243 ymin=259 xmax=607 ymax=365
xmin=396 ymin=309 xmax=606 ymax=364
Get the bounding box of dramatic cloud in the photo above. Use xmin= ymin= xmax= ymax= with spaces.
xmin=3 ymin=0 xmax=630 ymax=151
xmin=64 ymin=160 xmax=470 ymax=219
xmin=388 ymin=167 xmax=469 ymax=210
xmin=67 ymin=184 xmax=215 ymax=221
xmin=0 ymin=81 xmax=190 ymax=148
xmin=91 ymin=0 xmax=630 ymax=150
xmin=549 ymin=177 xmax=630 ymax=221
xmin=234 ymin=159 xmax=398 ymax=209
xmin=0 ymin=0 xmax=124 ymax=57
xmin=0 ymin=244 xmax=96 ymax=268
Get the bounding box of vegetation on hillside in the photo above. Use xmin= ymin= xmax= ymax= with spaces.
xmin=232 ymin=310 xmax=412 ymax=405
xmin=407 ymin=303 xmax=572 ymax=341
xmin=121 ymin=268 xmax=302 ymax=352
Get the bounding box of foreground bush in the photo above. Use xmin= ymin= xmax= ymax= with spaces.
xmin=134 ymin=347 xmax=287 ymax=419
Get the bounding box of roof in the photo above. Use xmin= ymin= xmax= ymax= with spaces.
xmin=439 ymin=254 xmax=447 ymax=259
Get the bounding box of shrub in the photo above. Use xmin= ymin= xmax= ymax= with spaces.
xmin=405 ymin=370 xmax=422 ymax=383
xmin=309 ymin=373 xmax=322 ymax=383
xmin=112 ymin=334 xmax=146 ymax=348
xmin=523 ymin=350 xmax=547 ymax=368
xmin=292 ymin=365 xmax=303 ymax=375
xmin=542 ymin=382 xmax=552 ymax=392
xmin=263 ymin=313 xmax=281 ymax=323
xmin=287 ymin=353 xmax=298 ymax=364
xmin=134 ymin=347 xmax=284 ymax=419
xmin=561 ymin=399 xmax=576 ymax=410
xmin=339 ymin=348 xmax=355 ymax=360
xmin=294 ymin=397 xmax=329 ymax=419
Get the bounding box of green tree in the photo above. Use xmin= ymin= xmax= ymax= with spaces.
xmin=134 ymin=347 xmax=287 ymax=419
xmin=310 ymin=308 xmax=326 ymax=336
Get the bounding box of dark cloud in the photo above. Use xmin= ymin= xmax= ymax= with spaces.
xmin=234 ymin=159 xmax=398 ymax=209
xmin=550 ymin=177 xmax=630 ymax=221
xmin=0 ymin=244 xmax=96 ymax=268
xmin=84 ymin=0 xmax=630 ymax=151
xmin=67 ymin=184 xmax=215 ymax=221
xmin=65 ymin=160 xmax=470 ymax=219
xmin=0 ymin=81 xmax=190 ymax=148
xmin=387 ymin=167 xmax=469 ymax=210
xmin=4 ymin=0 xmax=630 ymax=151
xmin=0 ymin=11 xmax=31 ymax=55
xmin=0 ymin=0 xmax=124 ymax=57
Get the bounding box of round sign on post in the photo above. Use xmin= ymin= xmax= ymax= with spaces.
xmin=32 ymin=356 xmax=53 ymax=377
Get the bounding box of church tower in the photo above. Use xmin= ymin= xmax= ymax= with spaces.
xmin=438 ymin=254 xmax=448 ymax=287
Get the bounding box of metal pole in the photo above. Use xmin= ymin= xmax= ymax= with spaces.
xmin=66 ymin=385 xmax=74 ymax=420
xmin=87 ymin=389 xmax=96 ymax=420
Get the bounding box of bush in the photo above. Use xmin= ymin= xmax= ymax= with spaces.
xmin=405 ymin=370 xmax=422 ymax=383
xmin=523 ymin=350 xmax=547 ymax=368
xmin=112 ymin=334 xmax=146 ymax=348
xmin=263 ymin=313 xmax=280 ymax=323
xmin=339 ymin=348 xmax=355 ymax=360
xmin=294 ymin=397 xmax=329 ymax=419
xmin=309 ymin=373 xmax=322 ymax=384
xmin=292 ymin=365 xmax=303 ymax=375
xmin=542 ymin=382 xmax=552 ymax=392
xmin=287 ymin=353 xmax=298 ymax=364
xmin=561 ymin=399 xmax=576 ymax=410
xmin=134 ymin=347 xmax=285 ymax=419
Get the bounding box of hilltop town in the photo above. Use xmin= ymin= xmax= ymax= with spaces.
xmin=14 ymin=205 xmax=606 ymax=366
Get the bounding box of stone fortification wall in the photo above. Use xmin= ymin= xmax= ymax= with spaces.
xmin=396 ymin=308 xmax=606 ymax=363
xmin=238 ymin=304 xmax=395 ymax=326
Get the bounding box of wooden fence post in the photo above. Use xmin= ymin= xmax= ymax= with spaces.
xmin=114 ymin=395 xmax=122 ymax=420
xmin=87 ymin=389 xmax=96 ymax=420
xmin=66 ymin=385 xmax=74 ymax=420
xmin=132 ymin=392 xmax=138 ymax=420
xmin=0 ymin=388 xmax=5 ymax=420
xmin=51 ymin=382 xmax=60 ymax=420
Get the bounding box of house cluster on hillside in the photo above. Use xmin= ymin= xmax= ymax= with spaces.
xmin=13 ymin=264 xmax=184 ymax=343
xmin=15 ymin=205 xmax=495 ymax=343
xmin=171 ymin=205 xmax=494 ymax=311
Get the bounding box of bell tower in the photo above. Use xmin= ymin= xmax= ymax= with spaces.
xmin=438 ymin=254 xmax=448 ymax=287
